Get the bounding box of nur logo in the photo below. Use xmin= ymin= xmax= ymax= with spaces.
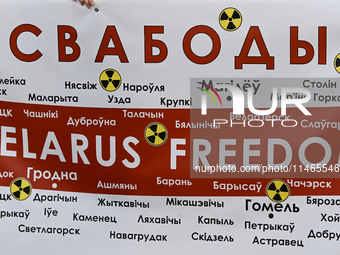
xmin=196 ymin=81 xmax=223 ymax=115
xmin=196 ymin=79 xmax=312 ymax=116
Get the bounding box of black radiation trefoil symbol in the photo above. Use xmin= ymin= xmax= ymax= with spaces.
xmin=219 ymin=8 xmax=242 ymax=31
xmin=334 ymin=53 xmax=340 ymax=74
xmin=266 ymin=180 xmax=290 ymax=202
xmin=145 ymin=123 xmax=168 ymax=146
xmin=99 ymin=68 xmax=122 ymax=92
xmin=10 ymin=178 xmax=32 ymax=201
